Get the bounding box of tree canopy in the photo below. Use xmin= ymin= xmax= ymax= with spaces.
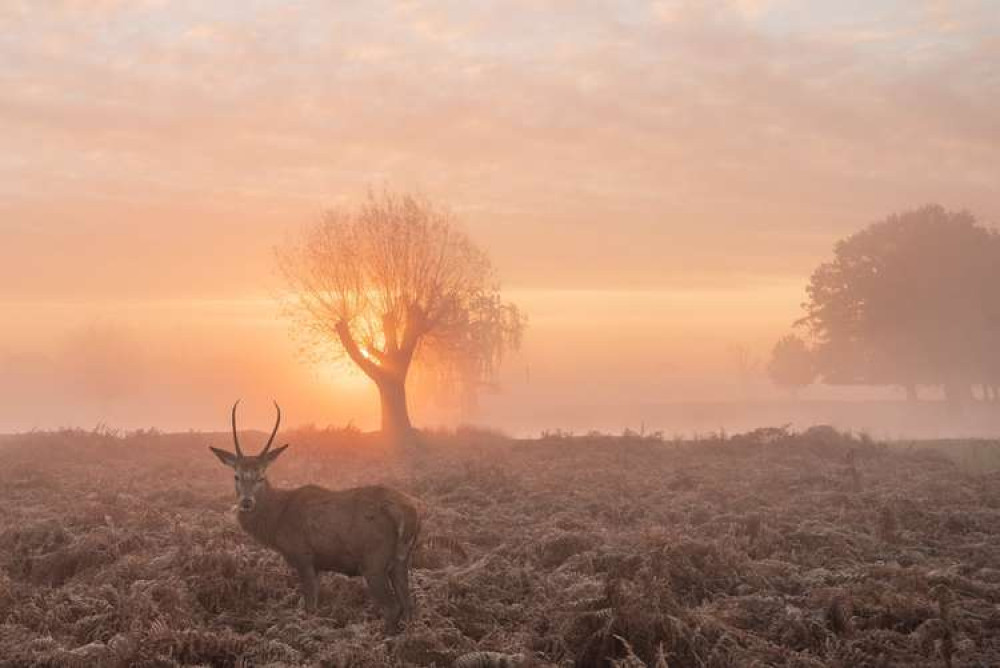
xmin=796 ymin=204 xmax=1000 ymax=402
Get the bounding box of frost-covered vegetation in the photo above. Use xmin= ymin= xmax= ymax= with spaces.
xmin=1 ymin=426 xmax=999 ymax=667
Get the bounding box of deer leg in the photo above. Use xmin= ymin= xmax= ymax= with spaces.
xmin=365 ymin=571 xmax=402 ymax=634
xmin=389 ymin=556 xmax=414 ymax=622
xmin=289 ymin=557 xmax=319 ymax=613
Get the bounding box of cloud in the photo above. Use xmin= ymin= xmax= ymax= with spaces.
xmin=0 ymin=0 xmax=997 ymax=298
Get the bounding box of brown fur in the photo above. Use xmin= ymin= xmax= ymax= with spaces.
xmin=210 ymin=401 xmax=421 ymax=634
xmin=235 ymin=477 xmax=422 ymax=633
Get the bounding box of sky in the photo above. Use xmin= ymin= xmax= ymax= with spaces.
xmin=1 ymin=0 xmax=998 ymax=434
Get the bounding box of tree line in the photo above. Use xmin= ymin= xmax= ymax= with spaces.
xmin=769 ymin=204 xmax=1000 ymax=405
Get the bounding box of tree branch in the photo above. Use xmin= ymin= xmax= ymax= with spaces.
xmin=335 ymin=320 xmax=384 ymax=380
xmin=382 ymin=312 xmax=400 ymax=354
xmin=399 ymin=304 xmax=429 ymax=361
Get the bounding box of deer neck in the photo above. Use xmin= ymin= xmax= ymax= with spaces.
xmin=236 ymin=479 xmax=287 ymax=546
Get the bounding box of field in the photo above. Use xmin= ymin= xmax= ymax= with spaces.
xmin=1 ymin=426 xmax=999 ymax=667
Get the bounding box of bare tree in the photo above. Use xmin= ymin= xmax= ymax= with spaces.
xmin=278 ymin=190 xmax=524 ymax=442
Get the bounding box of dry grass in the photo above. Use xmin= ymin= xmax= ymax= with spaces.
xmin=1 ymin=426 xmax=999 ymax=667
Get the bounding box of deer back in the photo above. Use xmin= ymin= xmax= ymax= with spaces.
xmin=241 ymin=483 xmax=420 ymax=575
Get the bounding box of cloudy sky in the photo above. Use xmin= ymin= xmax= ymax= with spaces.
xmin=1 ymin=0 xmax=997 ymax=433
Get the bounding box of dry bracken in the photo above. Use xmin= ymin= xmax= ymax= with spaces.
xmin=0 ymin=425 xmax=998 ymax=666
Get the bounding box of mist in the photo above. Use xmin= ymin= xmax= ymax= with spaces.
xmin=3 ymin=287 xmax=993 ymax=439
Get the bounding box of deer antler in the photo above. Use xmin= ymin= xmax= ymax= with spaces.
xmin=260 ymin=400 xmax=281 ymax=456
xmin=231 ymin=399 xmax=244 ymax=458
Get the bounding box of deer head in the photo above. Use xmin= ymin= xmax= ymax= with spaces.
xmin=210 ymin=400 xmax=289 ymax=512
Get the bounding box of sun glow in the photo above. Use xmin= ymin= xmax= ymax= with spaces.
xmin=315 ymin=358 xmax=370 ymax=390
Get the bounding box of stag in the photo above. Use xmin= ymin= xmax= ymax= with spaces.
xmin=209 ymin=400 xmax=421 ymax=633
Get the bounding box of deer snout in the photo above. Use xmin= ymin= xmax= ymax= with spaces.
xmin=239 ymin=497 xmax=256 ymax=512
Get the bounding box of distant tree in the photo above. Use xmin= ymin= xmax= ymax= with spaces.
xmin=278 ymin=190 xmax=524 ymax=443
xmin=767 ymin=334 xmax=815 ymax=396
xmin=797 ymin=204 xmax=1000 ymax=405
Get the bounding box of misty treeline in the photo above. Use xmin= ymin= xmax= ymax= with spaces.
xmin=769 ymin=204 xmax=1000 ymax=405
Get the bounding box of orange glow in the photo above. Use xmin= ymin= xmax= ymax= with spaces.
xmin=1 ymin=1 xmax=997 ymax=436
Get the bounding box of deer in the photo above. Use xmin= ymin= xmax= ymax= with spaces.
xmin=209 ymin=400 xmax=422 ymax=634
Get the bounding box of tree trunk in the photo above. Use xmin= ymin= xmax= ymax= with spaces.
xmin=334 ymin=320 xmax=419 ymax=444
xmin=377 ymin=375 xmax=413 ymax=444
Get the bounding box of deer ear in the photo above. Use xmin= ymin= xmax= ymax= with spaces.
xmin=210 ymin=446 xmax=239 ymax=468
xmin=261 ymin=443 xmax=289 ymax=467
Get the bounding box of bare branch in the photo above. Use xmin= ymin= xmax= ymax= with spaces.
xmin=335 ymin=320 xmax=385 ymax=381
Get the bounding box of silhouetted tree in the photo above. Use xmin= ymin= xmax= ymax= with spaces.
xmin=279 ymin=190 xmax=524 ymax=442
xmin=767 ymin=334 xmax=815 ymax=396
xmin=797 ymin=204 xmax=1000 ymax=406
